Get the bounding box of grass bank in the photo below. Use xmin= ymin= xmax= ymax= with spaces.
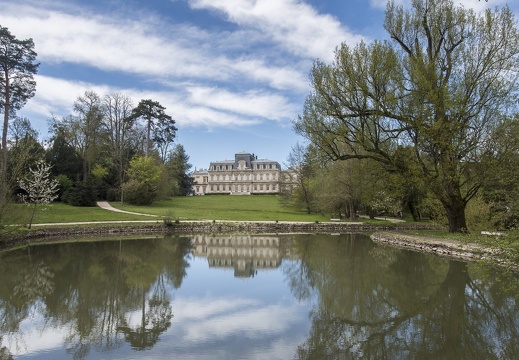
xmin=8 ymin=202 xmax=156 ymax=225
xmin=114 ymin=195 xmax=332 ymax=222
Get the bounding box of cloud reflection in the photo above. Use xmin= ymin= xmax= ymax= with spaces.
xmin=173 ymin=297 xmax=303 ymax=343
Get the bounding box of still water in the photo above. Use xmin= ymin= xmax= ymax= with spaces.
xmin=0 ymin=233 xmax=518 ymax=359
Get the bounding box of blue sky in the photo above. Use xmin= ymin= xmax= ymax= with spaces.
xmin=2 ymin=0 xmax=516 ymax=170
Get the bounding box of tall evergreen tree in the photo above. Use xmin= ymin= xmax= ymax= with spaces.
xmin=0 ymin=26 xmax=39 ymax=182
xmin=166 ymin=144 xmax=193 ymax=196
xmin=130 ymin=99 xmax=176 ymax=159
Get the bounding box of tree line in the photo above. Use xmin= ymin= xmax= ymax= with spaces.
xmin=9 ymin=93 xmax=193 ymax=207
xmin=0 ymin=25 xmax=192 ymax=220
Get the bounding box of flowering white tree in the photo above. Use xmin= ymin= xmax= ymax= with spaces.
xmin=18 ymin=160 xmax=59 ymax=229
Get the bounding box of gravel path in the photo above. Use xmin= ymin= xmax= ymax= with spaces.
xmin=96 ymin=201 xmax=159 ymax=217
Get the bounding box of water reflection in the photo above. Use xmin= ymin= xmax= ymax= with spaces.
xmin=192 ymin=235 xmax=285 ymax=277
xmin=0 ymin=235 xmax=191 ymax=359
xmin=0 ymin=233 xmax=518 ymax=359
xmin=286 ymin=234 xmax=519 ymax=360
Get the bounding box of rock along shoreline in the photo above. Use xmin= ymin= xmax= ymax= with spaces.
xmin=1 ymin=220 xmax=427 ymax=250
xmin=371 ymin=231 xmax=519 ymax=272
xmin=2 ymin=221 xmax=516 ymax=272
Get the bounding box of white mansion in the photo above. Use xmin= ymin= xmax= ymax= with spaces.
xmin=192 ymin=152 xmax=282 ymax=195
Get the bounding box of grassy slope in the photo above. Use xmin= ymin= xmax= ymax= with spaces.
xmin=114 ymin=195 xmax=331 ymax=222
xmin=8 ymin=195 xmax=331 ymax=225
xmin=13 ymin=202 xmax=157 ymax=225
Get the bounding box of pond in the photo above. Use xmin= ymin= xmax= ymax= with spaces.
xmin=0 ymin=233 xmax=518 ymax=359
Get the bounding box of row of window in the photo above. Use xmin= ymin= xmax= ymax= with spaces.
xmin=195 ymin=184 xmax=277 ymax=192
xmin=208 ymin=259 xmax=279 ymax=267
xmin=211 ymin=163 xmax=279 ymax=171
xmin=210 ymin=173 xmax=278 ymax=181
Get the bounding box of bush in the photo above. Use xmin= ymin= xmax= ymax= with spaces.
xmin=466 ymin=195 xmax=493 ymax=231
xmin=163 ymin=210 xmax=175 ymax=226
xmin=106 ymin=187 xmax=121 ymax=202
xmin=55 ymin=174 xmax=73 ymax=201
xmin=122 ymin=179 xmax=158 ymax=205
xmin=62 ymin=180 xmax=97 ymax=206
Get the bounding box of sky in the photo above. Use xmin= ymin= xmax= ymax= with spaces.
xmin=2 ymin=0 xmax=517 ymax=170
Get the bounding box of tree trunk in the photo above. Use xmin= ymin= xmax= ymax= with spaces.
xmin=348 ymin=198 xmax=355 ymax=221
xmin=28 ymin=203 xmax=37 ymax=229
xmin=1 ymin=72 xmax=10 ymax=182
xmin=146 ymin=116 xmax=151 ymax=158
xmin=444 ymin=201 xmax=468 ymax=233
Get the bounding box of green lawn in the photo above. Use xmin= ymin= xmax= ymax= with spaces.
xmin=11 ymin=202 xmax=158 ymax=225
xmin=112 ymin=195 xmax=331 ymax=222
xmin=8 ymin=195 xmax=386 ymax=225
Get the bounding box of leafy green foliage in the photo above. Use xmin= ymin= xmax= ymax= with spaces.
xmin=122 ymin=156 xmax=163 ymax=205
xmin=294 ymin=0 xmax=519 ymax=232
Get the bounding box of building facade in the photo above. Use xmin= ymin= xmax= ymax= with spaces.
xmin=192 ymin=152 xmax=282 ymax=195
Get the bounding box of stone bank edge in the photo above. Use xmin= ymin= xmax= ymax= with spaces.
xmin=371 ymin=232 xmax=519 ymax=273
xmin=1 ymin=221 xmax=430 ymax=250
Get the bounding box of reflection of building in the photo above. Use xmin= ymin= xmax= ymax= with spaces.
xmin=192 ymin=152 xmax=282 ymax=195
xmin=191 ymin=235 xmax=282 ymax=278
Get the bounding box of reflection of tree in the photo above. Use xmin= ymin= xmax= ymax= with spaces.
xmin=0 ymin=257 xmax=54 ymax=353
xmin=287 ymin=234 xmax=519 ymax=359
xmin=0 ymin=235 xmax=191 ymax=359
xmin=13 ymin=260 xmax=54 ymax=305
xmin=118 ymin=275 xmax=173 ymax=350
xmin=0 ymin=336 xmax=13 ymax=360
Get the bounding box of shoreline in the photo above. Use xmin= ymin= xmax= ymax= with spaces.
xmin=371 ymin=231 xmax=519 ymax=273
xmin=1 ymin=220 xmax=428 ymax=250
xmin=2 ymin=222 xmax=517 ymax=272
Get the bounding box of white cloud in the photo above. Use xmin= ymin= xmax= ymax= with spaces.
xmin=2 ymin=1 xmax=309 ymax=92
xmin=186 ymin=86 xmax=297 ymax=119
xmin=24 ymin=75 xmax=292 ymax=132
xmin=188 ymin=0 xmax=365 ymax=62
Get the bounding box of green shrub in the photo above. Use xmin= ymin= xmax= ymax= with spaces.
xmin=62 ymin=180 xmax=97 ymax=206
xmin=122 ymin=179 xmax=158 ymax=205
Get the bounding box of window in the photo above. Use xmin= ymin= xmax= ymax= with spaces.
xmin=266 ymin=185 xmax=270 ymax=190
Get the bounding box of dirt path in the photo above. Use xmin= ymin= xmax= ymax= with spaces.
xmin=96 ymin=201 xmax=159 ymax=217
